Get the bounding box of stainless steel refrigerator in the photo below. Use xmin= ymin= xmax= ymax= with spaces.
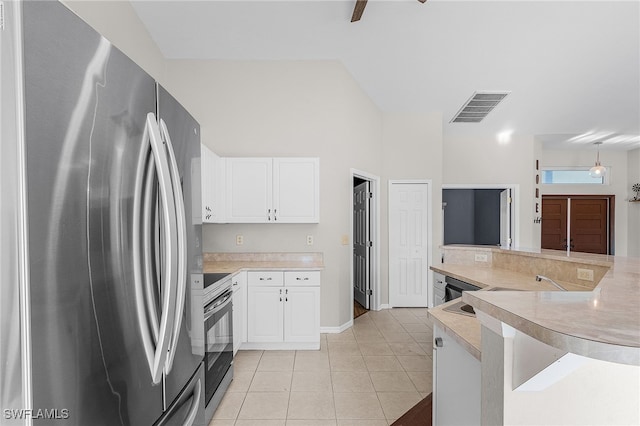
xmin=0 ymin=1 xmax=204 ymax=425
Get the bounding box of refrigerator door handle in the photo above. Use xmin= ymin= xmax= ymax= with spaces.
xmin=142 ymin=157 xmax=160 ymax=342
xmin=183 ymin=378 xmax=202 ymax=426
xmin=132 ymin=113 xmax=179 ymax=384
xmin=146 ymin=113 xmax=179 ymax=384
xmin=159 ymin=118 xmax=188 ymax=373
xmin=133 ymin=123 xmax=158 ymax=377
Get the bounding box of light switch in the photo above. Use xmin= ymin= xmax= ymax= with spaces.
xmin=341 ymin=235 xmax=349 ymax=245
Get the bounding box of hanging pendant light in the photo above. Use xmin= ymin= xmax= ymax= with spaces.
xmin=589 ymin=142 xmax=606 ymax=178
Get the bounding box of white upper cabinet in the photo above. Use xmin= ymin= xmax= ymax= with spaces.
xmin=273 ymin=158 xmax=320 ymax=223
xmin=225 ymin=157 xmax=319 ymax=223
xmin=226 ymin=158 xmax=273 ymax=222
xmin=200 ymin=144 xmax=226 ymax=223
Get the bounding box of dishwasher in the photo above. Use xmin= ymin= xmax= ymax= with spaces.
xmin=444 ymin=276 xmax=481 ymax=302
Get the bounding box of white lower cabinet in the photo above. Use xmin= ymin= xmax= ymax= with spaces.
xmin=283 ymin=286 xmax=320 ymax=343
xmin=247 ymin=286 xmax=284 ymax=342
xmin=246 ymin=270 xmax=320 ymax=350
xmin=433 ymin=272 xmax=446 ymax=307
xmin=231 ymin=271 xmax=247 ymax=355
xmin=433 ymin=324 xmax=481 ymax=425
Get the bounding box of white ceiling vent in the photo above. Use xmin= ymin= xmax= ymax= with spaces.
xmin=450 ymin=91 xmax=510 ymax=123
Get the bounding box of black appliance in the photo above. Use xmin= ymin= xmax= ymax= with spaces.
xmin=202 ymin=274 xmax=234 ymax=423
xmin=444 ymin=276 xmax=481 ymax=302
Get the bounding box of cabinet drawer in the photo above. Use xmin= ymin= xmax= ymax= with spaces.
xmin=284 ymin=271 xmax=320 ymax=287
xmin=248 ymin=271 xmax=284 ymax=286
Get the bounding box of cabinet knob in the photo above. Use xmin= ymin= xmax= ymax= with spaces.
xmin=435 ymin=337 xmax=444 ymax=348
xmin=296 ymin=277 xmax=309 ymax=281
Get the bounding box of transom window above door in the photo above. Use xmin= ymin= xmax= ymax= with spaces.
xmin=541 ymin=167 xmax=609 ymax=185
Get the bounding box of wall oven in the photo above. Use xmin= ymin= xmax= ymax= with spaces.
xmin=202 ymin=274 xmax=234 ymax=423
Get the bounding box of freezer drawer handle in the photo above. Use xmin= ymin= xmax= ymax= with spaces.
xmin=183 ymin=378 xmax=202 ymax=426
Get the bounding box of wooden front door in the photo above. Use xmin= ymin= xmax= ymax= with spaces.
xmin=541 ymin=198 xmax=568 ymax=250
xmin=570 ymin=199 xmax=608 ymax=254
xmin=541 ymin=196 xmax=612 ymax=255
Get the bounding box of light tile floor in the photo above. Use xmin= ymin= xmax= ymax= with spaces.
xmin=209 ymin=308 xmax=433 ymax=426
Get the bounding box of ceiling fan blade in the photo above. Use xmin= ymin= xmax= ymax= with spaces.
xmin=351 ymin=0 xmax=368 ymax=22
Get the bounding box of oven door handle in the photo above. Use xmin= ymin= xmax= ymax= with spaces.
xmin=204 ymin=291 xmax=232 ymax=320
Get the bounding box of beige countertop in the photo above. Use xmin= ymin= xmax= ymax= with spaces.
xmin=429 ymin=247 xmax=640 ymax=365
xmin=203 ymin=252 xmax=324 ymax=274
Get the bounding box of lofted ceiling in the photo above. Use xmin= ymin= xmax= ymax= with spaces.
xmin=131 ymin=0 xmax=640 ymax=150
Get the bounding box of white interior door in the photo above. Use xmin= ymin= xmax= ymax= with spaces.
xmin=389 ymin=182 xmax=430 ymax=307
xmin=353 ymin=181 xmax=370 ymax=309
xmin=500 ymin=189 xmax=512 ymax=248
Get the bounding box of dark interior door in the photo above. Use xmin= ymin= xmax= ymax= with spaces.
xmin=541 ymin=198 xmax=568 ymax=250
xmin=353 ymin=181 xmax=370 ymax=309
xmin=570 ymin=199 xmax=608 ymax=254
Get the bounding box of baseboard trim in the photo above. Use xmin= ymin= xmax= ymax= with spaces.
xmin=379 ymin=304 xmax=390 ymax=310
xmin=320 ymin=320 xmax=353 ymax=334
xmin=239 ymin=342 xmax=320 ymax=351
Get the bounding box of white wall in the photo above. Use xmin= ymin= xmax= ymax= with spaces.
xmin=43 ymin=0 xmax=450 ymax=327
xmin=62 ymin=0 xmax=166 ymax=82
xmin=163 ymin=60 xmax=384 ymax=328
xmin=540 ymin=149 xmax=630 ymax=256
xmin=443 ymin=134 xmax=537 ymax=249
xmin=627 ymin=148 xmax=640 ymax=257
xmin=381 ymin=113 xmax=443 ymax=305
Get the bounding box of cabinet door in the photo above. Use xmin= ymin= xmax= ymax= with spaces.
xmin=211 ymin=153 xmax=226 ymax=222
xmin=226 ymin=158 xmax=272 ymax=223
xmin=273 ymin=158 xmax=319 ymax=223
xmin=284 ymin=286 xmax=320 ymax=343
xmin=201 ymin=145 xmax=226 ymax=223
xmin=433 ymin=325 xmax=480 ymax=425
xmin=433 ymin=272 xmax=446 ymax=307
xmin=247 ymin=286 xmax=283 ymax=342
xmin=201 ymin=144 xmax=214 ymax=222
xmin=232 ymin=271 xmax=247 ymax=355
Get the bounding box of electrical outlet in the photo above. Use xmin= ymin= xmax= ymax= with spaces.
xmin=577 ymin=268 xmax=594 ymax=281
xmin=474 ymin=253 xmax=488 ymax=262
xmin=236 ymin=235 xmax=243 ymax=245
xmin=306 ymin=235 xmax=314 ymax=246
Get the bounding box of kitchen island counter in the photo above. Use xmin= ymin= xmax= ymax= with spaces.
xmin=429 ymin=247 xmax=640 ymax=365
